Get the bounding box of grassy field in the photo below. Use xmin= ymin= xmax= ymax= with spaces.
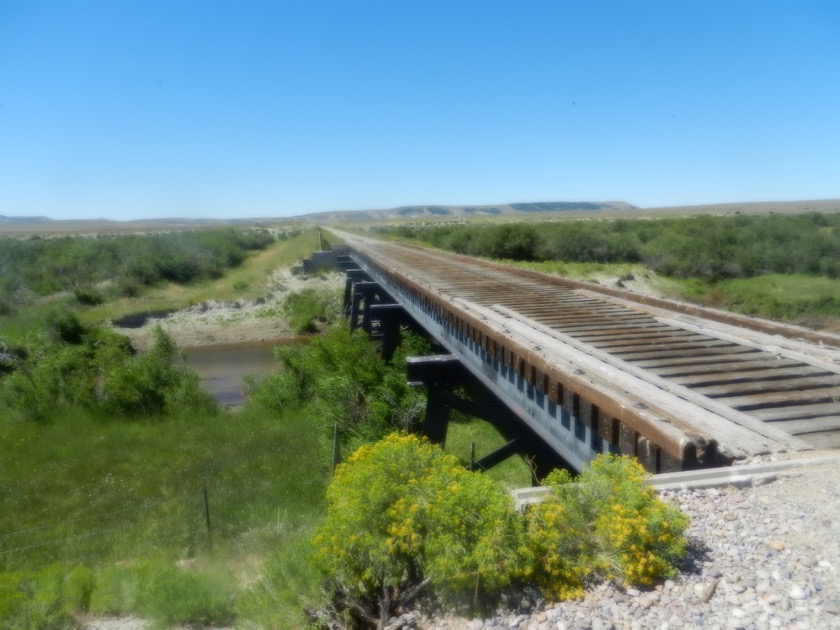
xmin=0 ymin=388 xmax=530 ymax=629
xmin=0 ymin=226 xmax=534 ymax=628
xmin=0 ymin=400 xmax=331 ymax=627
xmin=0 ymin=229 xmax=333 ymax=627
xmin=671 ymin=273 xmax=840 ymax=326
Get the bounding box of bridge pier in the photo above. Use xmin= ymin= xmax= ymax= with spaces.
xmin=347 ymin=281 xmax=398 ymax=336
xmin=343 ymin=270 xmax=372 ymax=318
xmin=370 ymin=304 xmax=405 ymax=362
xmin=344 ymin=273 xmax=425 ymax=361
xmin=407 ymin=355 xmax=573 ymax=481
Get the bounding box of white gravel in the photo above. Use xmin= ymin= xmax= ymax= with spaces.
xmin=399 ymin=453 xmax=840 ymax=630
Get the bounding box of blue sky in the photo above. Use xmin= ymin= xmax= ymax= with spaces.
xmin=1 ymin=1 xmax=838 ymax=220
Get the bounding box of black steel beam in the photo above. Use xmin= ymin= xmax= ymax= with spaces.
xmin=470 ymin=440 xmax=519 ymax=472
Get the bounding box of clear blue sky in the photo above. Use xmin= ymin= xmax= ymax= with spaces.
xmin=1 ymin=1 xmax=838 ymax=220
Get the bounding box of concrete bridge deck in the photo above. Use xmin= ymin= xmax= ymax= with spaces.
xmin=329 ymin=231 xmax=840 ymax=473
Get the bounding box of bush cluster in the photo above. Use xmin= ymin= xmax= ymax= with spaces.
xmin=281 ymin=287 xmax=343 ymax=334
xmin=246 ymin=327 xmax=427 ymax=452
xmin=379 ymin=212 xmax=840 ymax=280
xmin=0 ymin=228 xmax=275 ymax=309
xmin=315 ymin=434 xmax=527 ymax=626
xmin=315 ymin=435 xmax=688 ymax=628
xmin=526 ymin=459 xmax=688 ymax=600
xmin=0 ymin=310 xmax=216 ymax=422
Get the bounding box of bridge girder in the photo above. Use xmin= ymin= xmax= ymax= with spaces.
xmin=339 ymin=258 xmax=678 ymax=474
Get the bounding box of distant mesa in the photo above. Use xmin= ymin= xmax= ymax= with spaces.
xmin=0 ymin=202 xmax=635 ymax=231
xmin=293 ymin=200 xmax=638 ymax=222
xmin=4 ymin=199 xmax=839 ymax=234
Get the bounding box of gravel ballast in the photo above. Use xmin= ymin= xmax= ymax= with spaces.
xmin=400 ymin=454 xmax=840 ymax=630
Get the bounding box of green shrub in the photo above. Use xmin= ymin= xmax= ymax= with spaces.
xmin=44 ymin=307 xmax=87 ymax=345
xmin=314 ymin=440 xmax=689 ymax=626
xmin=73 ymin=287 xmax=104 ymax=306
xmin=315 ymin=434 xmax=526 ymax=625
xmin=281 ymin=287 xmax=342 ymax=334
xmin=0 ymin=334 xmax=99 ymax=422
xmin=247 ymin=327 xmax=425 ymax=452
xmin=100 ymin=326 xmax=217 ymax=418
xmin=0 ymin=297 xmax=15 ymax=316
xmin=378 ymin=212 xmax=840 ymax=282
xmin=91 ymin=559 xmax=237 ymax=627
xmin=0 ymin=565 xmax=93 ymax=630
xmin=0 ymin=228 xmax=275 ymax=308
xmin=0 ymin=322 xmax=215 ymax=422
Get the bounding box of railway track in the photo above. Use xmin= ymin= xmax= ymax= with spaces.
xmin=332 ymin=231 xmax=840 ymax=471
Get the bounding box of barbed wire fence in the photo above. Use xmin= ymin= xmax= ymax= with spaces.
xmin=0 ymin=483 xmax=240 ymax=573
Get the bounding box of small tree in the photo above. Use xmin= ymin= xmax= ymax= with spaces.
xmin=100 ymin=326 xmax=216 ymax=418
xmin=250 ymin=327 xmax=426 ymax=451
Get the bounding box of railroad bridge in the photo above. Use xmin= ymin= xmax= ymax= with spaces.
xmin=318 ymin=230 xmax=840 ymax=475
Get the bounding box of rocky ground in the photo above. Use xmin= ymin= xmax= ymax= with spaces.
xmin=401 ymin=454 xmax=840 ymax=630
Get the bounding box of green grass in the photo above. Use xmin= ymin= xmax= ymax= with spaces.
xmin=0 ymin=404 xmax=528 ymax=628
xmin=445 ymin=420 xmax=533 ymax=491
xmin=499 ymin=259 xmax=649 ymax=282
xmin=501 ymin=260 xmax=840 ymax=327
xmin=90 ymin=557 xmax=239 ymax=628
xmin=1 ymin=405 xmax=328 ymax=568
xmin=497 ymin=259 xmax=637 ymax=278
xmin=0 ymin=401 xmax=330 ymax=628
xmin=668 ymin=273 xmax=840 ymax=324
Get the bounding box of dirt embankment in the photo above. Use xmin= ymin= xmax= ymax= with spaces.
xmin=111 ymin=268 xmax=346 ymax=351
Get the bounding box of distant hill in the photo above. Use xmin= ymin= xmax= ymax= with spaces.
xmin=0 ymin=216 xmax=287 ymax=234
xmin=3 ymin=199 xmax=839 ymax=234
xmin=292 ymin=200 xmax=638 ymax=222
xmin=0 ymin=215 xmax=51 ymax=223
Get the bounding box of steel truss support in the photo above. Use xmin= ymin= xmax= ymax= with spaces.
xmin=407 ymin=355 xmax=573 ymax=481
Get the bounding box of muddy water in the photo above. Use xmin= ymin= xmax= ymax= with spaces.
xmin=181 ymin=339 xmax=301 ymax=406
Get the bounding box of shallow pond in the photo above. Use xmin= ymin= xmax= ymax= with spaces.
xmin=181 ymin=339 xmax=301 ymax=406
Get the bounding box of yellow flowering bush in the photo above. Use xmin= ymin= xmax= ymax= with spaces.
xmin=524 ymin=496 xmax=599 ymax=600
xmin=528 ymin=455 xmax=688 ymax=599
xmin=315 ymin=437 xmax=688 ymax=625
xmin=315 ymin=433 xmax=526 ymax=626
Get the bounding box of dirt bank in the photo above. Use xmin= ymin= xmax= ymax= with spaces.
xmin=111 ymin=268 xmax=346 ymax=350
